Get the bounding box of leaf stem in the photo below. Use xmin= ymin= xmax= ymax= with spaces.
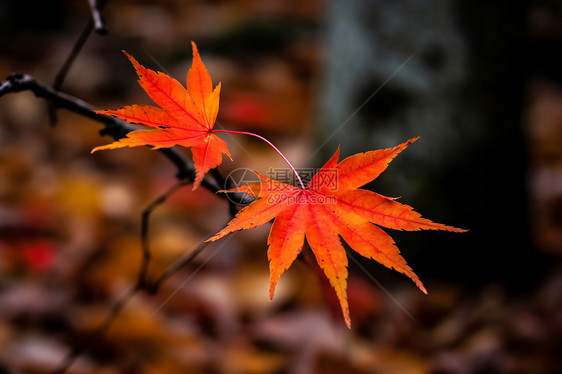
xmin=213 ymin=129 xmax=305 ymax=189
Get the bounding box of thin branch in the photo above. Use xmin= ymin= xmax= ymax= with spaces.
xmin=88 ymin=0 xmax=108 ymax=34
xmin=139 ymin=179 xmax=191 ymax=288
xmin=0 ymin=72 xmax=244 ymax=373
xmin=148 ymin=239 xmax=212 ymax=293
xmin=49 ymin=21 xmax=93 ymax=126
xmin=52 ymin=180 xmax=225 ymax=373
xmin=54 ymin=179 xmax=197 ymax=374
xmin=0 ymin=73 xmax=234 ymax=197
xmin=52 ymin=20 xmax=93 ymax=98
xmin=49 ymin=0 xmax=108 ymax=124
xmin=53 ymin=286 xmax=138 ymax=374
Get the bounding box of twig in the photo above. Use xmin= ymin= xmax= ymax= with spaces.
xmin=149 ymin=239 xmax=212 ymax=293
xmin=88 ymin=0 xmax=108 ymax=34
xmin=49 ymin=0 xmax=108 ymax=125
xmin=53 ymin=286 xmax=138 ymax=374
xmin=0 ymin=73 xmax=232 ymax=195
xmin=0 ymin=72 xmax=244 ymax=373
xmin=54 ymin=179 xmax=200 ymax=374
xmin=139 ymin=179 xmax=191 ymax=288
xmin=49 ymin=21 xmax=93 ymax=126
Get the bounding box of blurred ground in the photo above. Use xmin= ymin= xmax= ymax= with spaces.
xmin=0 ymin=0 xmax=561 ymax=373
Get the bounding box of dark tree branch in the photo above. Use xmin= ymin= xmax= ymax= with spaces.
xmin=149 ymin=239 xmax=212 ymax=293
xmin=0 ymin=73 xmax=234 ymax=196
xmin=88 ymin=0 xmax=108 ymax=34
xmin=53 ymin=286 xmax=137 ymax=374
xmin=52 ymin=20 xmax=94 ymax=97
xmin=54 ymin=181 xmax=211 ymax=374
xmin=49 ymin=0 xmax=108 ymax=125
xmin=49 ymin=21 xmax=94 ymax=126
xmin=0 ymin=72 xmax=243 ymax=373
xmin=139 ymin=179 xmax=190 ymax=288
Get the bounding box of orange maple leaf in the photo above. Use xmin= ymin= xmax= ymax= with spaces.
xmin=208 ymin=138 xmax=465 ymax=328
xmin=92 ymin=42 xmax=230 ymax=190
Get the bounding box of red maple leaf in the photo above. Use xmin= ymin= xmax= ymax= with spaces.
xmin=92 ymin=42 xmax=230 ymax=189
xmin=208 ymin=138 xmax=465 ymax=328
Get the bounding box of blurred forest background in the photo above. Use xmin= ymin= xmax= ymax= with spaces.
xmin=0 ymin=0 xmax=561 ymax=373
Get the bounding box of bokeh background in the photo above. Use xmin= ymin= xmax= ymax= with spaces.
xmin=1 ymin=0 xmax=561 ymax=373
